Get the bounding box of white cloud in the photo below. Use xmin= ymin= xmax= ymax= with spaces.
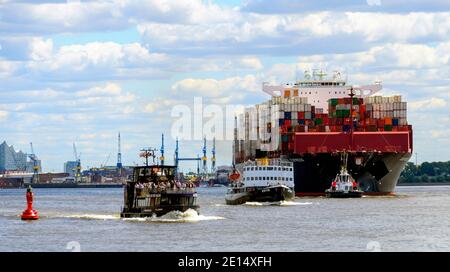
xmin=0 ymin=59 xmax=19 ymax=77
xmin=29 ymin=37 xmax=53 ymax=61
xmin=171 ymin=75 xmax=259 ymax=100
xmin=26 ymin=41 xmax=168 ymax=80
xmin=76 ymin=83 xmax=122 ymax=97
xmin=138 ymin=12 xmax=450 ymax=55
xmin=0 ymin=110 xmax=8 ymax=121
xmin=409 ymin=97 xmax=448 ymax=110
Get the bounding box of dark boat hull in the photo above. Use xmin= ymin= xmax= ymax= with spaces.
xmin=121 ymin=204 xmax=200 ymax=218
xmin=325 ymin=190 xmax=363 ymax=198
xmin=121 ymin=191 xmax=199 ymax=218
xmin=225 ymin=185 xmax=294 ymax=205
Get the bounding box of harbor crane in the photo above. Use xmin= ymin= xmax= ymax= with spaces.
xmin=73 ymin=143 xmax=82 ymax=183
xmin=211 ymin=137 xmax=216 ymax=174
xmin=174 ymin=138 xmax=202 ymax=177
xmin=29 ymin=142 xmax=40 ymax=183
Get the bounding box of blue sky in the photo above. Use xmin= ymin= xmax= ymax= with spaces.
xmin=1 ymin=0 xmax=449 ymax=172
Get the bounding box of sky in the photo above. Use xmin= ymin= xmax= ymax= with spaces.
xmin=0 ymin=0 xmax=449 ymax=172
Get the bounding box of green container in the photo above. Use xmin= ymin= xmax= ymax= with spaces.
xmin=352 ymin=97 xmax=359 ymax=105
xmin=336 ymin=110 xmax=350 ymax=118
xmin=329 ymin=98 xmax=338 ymax=106
xmin=342 ymin=109 xmax=351 ymax=118
xmin=315 ymin=118 xmax=323 ymax=125
xmin=384 ymin=125 xmax=392 ymax=131
xmin=282 ymin=135 xmax=289 ymax=142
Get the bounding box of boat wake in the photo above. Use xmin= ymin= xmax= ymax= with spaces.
xmin=64 ymin=214 xmax=121 ymax=220
xmin=123 ymin=209 xmax=225 ymax=223
xmin=244 ymin=201 xmax=313 ymax=206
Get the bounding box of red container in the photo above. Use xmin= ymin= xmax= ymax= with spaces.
xmin=285 ymin=120 xmax=291 ymax=127
xmin=384 ymin=117 xmax=392 ymax=125
xmin=360 ymin=104 xmax=366 ymax=113
xmin=344 ymin=118 xmax=352 ymax=125
xmin=336 ymin=118 xmax=343 ymax=125
xmin=377 ymin=119 xmax=385 ymax=128
xmin=298 ymin=112 xmax=305 ymax=119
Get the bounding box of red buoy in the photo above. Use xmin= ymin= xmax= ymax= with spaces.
xmin=21 ymin=186 xmax=39 ymax=220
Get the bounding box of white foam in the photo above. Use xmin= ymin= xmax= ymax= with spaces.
xmin=244 ymin=201 xmax=313 ymax=206
xmin=123 ymin=209 xmax=225 ymax=223
xmin=279 ymin=201 xmax=313 ymax=206
xmin=64 ymin=214 xmax=120 ymax=220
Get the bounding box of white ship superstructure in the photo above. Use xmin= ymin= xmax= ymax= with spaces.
xmin=225 ymin=160 xmax=295 ymax=205
xmin=262 ymin=70 xmax=382 ymax=112
xmin=242 ymin=162 xmax=294 ymax=189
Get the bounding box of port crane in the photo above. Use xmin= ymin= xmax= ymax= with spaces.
xmin=211 ymin=137 xmax=216 ymax=174
xmin=174 ymin=138 xmax=203 ymax=177
xmin=29 ymin=142 xmax=40 ymax=183
xmin=73 ymin=143 xmax=82 ymax=183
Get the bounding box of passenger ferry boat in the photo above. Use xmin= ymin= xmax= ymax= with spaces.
xmin=120 ymin=165 xmax=199 ymax=218
xmin=225 ymin=160 xmax=295 ymax=205
xmin=325 ymin=153 xmax=363 ymax=198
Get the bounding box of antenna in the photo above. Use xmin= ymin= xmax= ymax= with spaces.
xmin=140 ymin=148 xmax=157 ymax=166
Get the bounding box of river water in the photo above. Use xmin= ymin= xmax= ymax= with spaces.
xmin=1 ymin=186 xmax=450 ymax=252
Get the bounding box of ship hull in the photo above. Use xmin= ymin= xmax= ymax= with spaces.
xmin=325 ymin=190 xmax=363 ymax=198
xmin=236 ymin=152 xmax=410 ymax=196
xmin=291 ymin=152 xmax=411 ymax=196
xmin=225 ymin=185 xmax=295 ymax=205
xmin=121 ymin=204 xmax=200 ymax=218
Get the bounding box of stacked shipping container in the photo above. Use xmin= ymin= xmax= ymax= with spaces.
xmin=235 ymin=95 xmax=409 ymax=162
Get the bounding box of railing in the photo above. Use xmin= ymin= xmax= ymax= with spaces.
xmin=135 ymin=187 xmax=196 ymax=197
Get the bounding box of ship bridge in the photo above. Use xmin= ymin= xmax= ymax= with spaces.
xmin=262 ymin=70 xmax=382 ymax=112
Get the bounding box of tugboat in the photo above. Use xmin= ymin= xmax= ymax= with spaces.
xmin=325 ymin=153 xmax=363 ymax=198
xmin=225 ymin=160 xmax=295 ymax=205
xmin=120 ymin=150 xmax=199 ymax=218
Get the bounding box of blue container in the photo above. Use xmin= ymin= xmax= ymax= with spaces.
xmin=298 ymin=119 xmax=305 ymax=125
xmin=279 ymin=119 xmax=285 ymax=126
xmin=392 ymin=118 xmax=399 ymax=126
xmin=284 ymin=112 xmax=292 ymax=119
xmin=343 ymin=125 xmax=351 ymax=132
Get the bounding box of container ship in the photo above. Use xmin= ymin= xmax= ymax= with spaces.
xmin=233 ymin=70 xmax=413 ymax=196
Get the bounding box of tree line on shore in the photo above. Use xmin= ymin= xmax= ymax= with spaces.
xmin=400 ymin=161 xmax=450 ymax=183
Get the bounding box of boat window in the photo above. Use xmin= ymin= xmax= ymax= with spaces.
xmin=270 ymin=177 xmax=274 ymax=180
xmin=263 ymin=167 xmax=266 ymax=170
xmin=267 ymin=167 xmax=273 ymax=170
